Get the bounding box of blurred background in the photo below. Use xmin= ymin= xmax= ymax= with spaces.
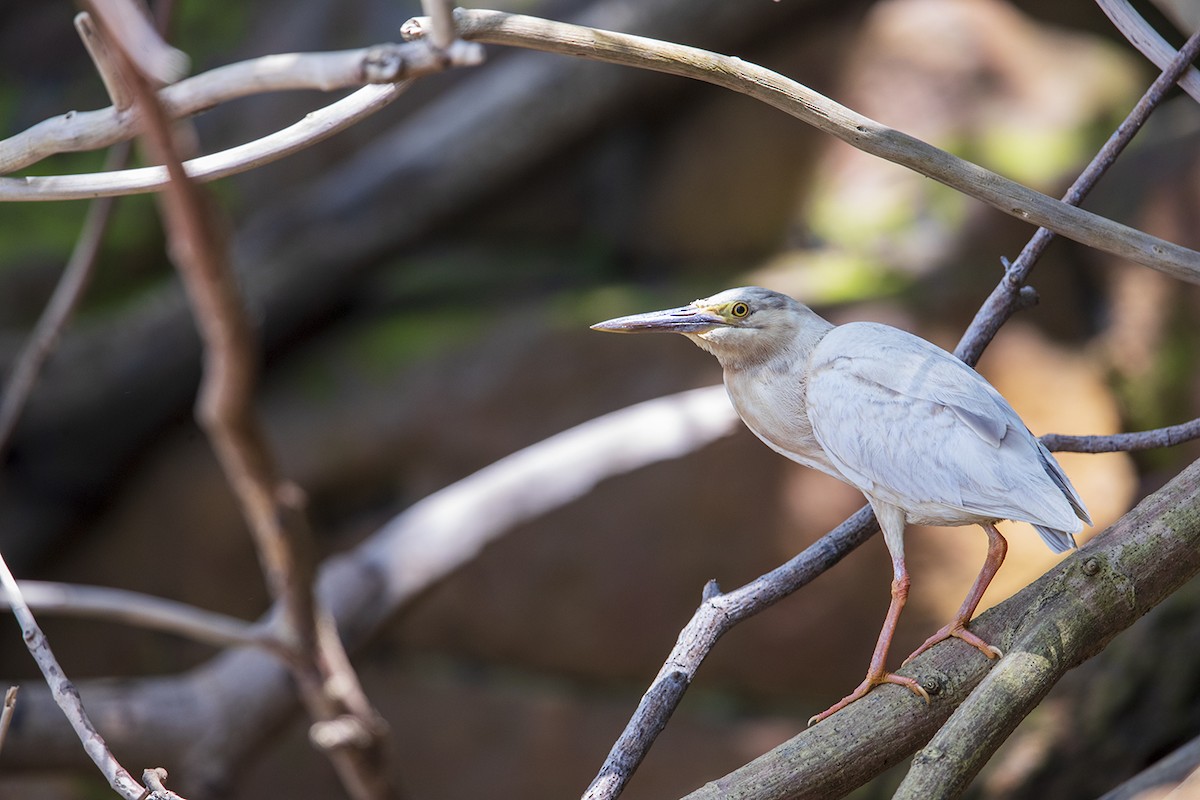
xmin=1 ymin=0 xmax=1199 ymax=797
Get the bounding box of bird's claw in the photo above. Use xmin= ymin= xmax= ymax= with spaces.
xmin=903 ymin=622 xmax=1003 ymax=666
xmin=808 ymin=671 xmax=929 ymax=726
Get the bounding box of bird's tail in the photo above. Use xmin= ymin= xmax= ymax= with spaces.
xmin=1032 ymin=441 xmax=1092 ymax=554
xmin=1032 ymin=524 xmax=1076 ymax=554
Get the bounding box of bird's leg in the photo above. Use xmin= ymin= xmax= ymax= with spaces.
xmin=904 ymin=523 xmax=1008 ymax=665
xmin=809 ymin=510 xmax=930 ymax=726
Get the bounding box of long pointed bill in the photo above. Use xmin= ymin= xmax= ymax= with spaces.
xmin=591 ymin=304 xmax=726 ymax=334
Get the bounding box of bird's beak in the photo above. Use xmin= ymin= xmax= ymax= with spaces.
xmin=591 ymin=304 xmax=726 ymax=334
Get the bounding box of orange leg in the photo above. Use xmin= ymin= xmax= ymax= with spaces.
xmin=808 ymin=562 xmax=929 ymax=726
xmin=904 ymin=523 xmax=1008 ymax=666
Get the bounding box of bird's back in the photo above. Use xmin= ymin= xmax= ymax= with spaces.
xmin=804 ymin=322 xmax=1090 ymax=549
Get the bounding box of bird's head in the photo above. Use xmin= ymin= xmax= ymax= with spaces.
xmin=591 ymin=287 xmax=830 ymax=369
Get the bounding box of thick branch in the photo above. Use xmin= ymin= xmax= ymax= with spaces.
xmin=685 ymin=455 xmax=1200 ymax=800
xmin=403 ymin=9 xmax=1200 ymax=282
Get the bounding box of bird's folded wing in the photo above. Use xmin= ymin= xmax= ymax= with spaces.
xmin=806 ymin=322 xmax=1082 ymax=532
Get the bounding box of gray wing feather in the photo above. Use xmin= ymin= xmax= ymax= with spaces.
xmin=807 ymin=323 xmax=1089 ymax=540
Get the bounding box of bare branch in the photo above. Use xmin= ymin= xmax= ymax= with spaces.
xmin=402 ymin=9 xmax=1200 ymax=281
xmin=2 ymin=580 xmax=265 ymax=650
xmin=0 ymin=83 xmax=407 ymax=201
xmin=0 ymin=550 xmax=146 ymax=799
xmin=1098 ymin=0 xmax=1200 ymax=104
xmin=0 ymin=41 xmax=481 ymax=178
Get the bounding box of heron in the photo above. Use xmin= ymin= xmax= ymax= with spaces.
xmin=592 ymin=286 xmax=1091 ymax=724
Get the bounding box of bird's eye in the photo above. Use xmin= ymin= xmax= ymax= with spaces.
xmin=730 ymin=302 xmax=750 ymax=318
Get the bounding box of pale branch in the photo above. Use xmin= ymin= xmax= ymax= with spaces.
xmin=0 ymin=141 xmax=129 ymax=459
xmin=0 ymin=550 xmax=147 ymax=799
xmin=1098 ymin=0 xmax=1200 ymax=104
xmin=0 ymin=83 xmax=408 ymax=201
xmin=402 ymin=9 xmax=1200 ymax=282
xmin=0 ymin=580 xmax=266 ymax=650
xmin=685 ymin=455 xmax=1200 ymax=800
xmin=0 ymin=39 xmax=482 ymax=179
xmin=0 ymin=387 xmax=740 ymax=791
xmin=956 ymin=24 xmax=1200 ymax=366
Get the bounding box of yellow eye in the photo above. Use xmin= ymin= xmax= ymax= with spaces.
xmin=731 ymin=302 xmax=750 ymax=318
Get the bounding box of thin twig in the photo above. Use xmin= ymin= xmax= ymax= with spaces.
xmin=2 ymin=580 xmax=268 ymax=650
xmin=1042 ymin=416 xmax=1200 ymax=453
xmin=400 ymin=9 xmax=1200 ymax=281
xmin=0 ymin=549 xmax=145 ymax=799
xmin=1 ymin=83 xmax=409 ymax=202
xmin=955 ymin=25 xmax=1200 ymax=367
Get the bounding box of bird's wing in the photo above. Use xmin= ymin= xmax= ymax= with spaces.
xmin=806 ymin=323 xmax=1084 ymax=535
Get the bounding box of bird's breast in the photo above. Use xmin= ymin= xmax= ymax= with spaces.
xmin=723 ymin=364 xmax=846 ymax=481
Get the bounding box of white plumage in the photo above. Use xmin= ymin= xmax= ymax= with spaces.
xmin=593 ymin=286 xmax=1091 ymax=723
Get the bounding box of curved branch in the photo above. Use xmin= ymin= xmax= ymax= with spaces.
xmin=0 ymin=40 xmax=481 ymax=177
xmin=0 ymin=83 xmax=407 ymax=201
xmin=403 ymin=9 xmax=1200 ymax=282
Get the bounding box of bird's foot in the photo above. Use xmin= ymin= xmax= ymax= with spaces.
xmin=807 ymin=671 xmax=929 ymax=726
xmin=902 ymin=621 xmax=1002 ymax=666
